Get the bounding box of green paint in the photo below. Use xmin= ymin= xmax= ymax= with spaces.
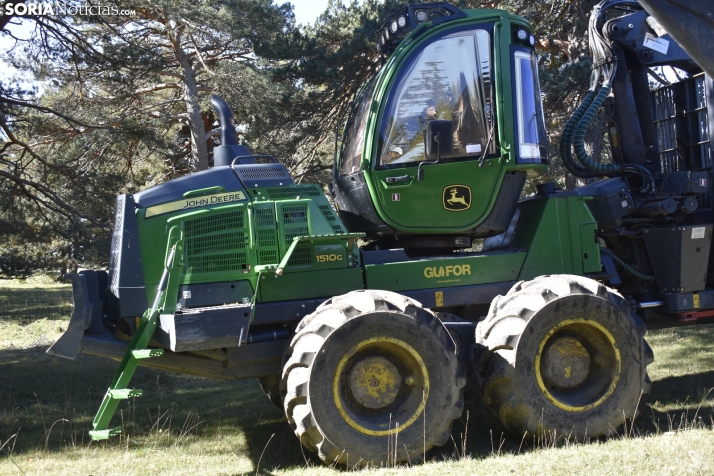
xmin=365 ymin=251 xmax=525 ymax=292
xmin=259 ymin=268 xmax=364 ymax=302
xmin=514 ymin=195 xmax=600 ymax=280
xmin=129 ymin=8 xmax=599 ymax=318
xmin=136 ymin=182 xmax=356 ymax=306
xmin=349 ymin=9 xmax=548 ymax=234
xmin=372 ymin=161 xmax=502 ymax=230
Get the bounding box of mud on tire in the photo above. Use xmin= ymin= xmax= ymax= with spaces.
xmin=282 ymin=289 xmax=465 ymax=467
xmin=475 ymin=274 xmax=653 ymax=440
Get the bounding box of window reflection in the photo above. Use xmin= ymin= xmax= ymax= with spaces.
xmin=379 ymin=29 xmax=494 ymax=166
xmin=513 ymin=50 xmax=547 ymax=162
xmin=340 ymin=80 xmax=378 ymax=176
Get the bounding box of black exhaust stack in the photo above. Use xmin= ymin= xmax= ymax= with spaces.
xmin=210 ymin=95 xmax=254 ymax=166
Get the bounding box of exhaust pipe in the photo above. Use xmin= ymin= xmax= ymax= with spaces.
xmin=210 ymin=95 xmax=253 ymax=166
xmin=210 ymin=95 xmax=238 ymax=146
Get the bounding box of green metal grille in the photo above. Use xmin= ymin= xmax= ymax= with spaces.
xmin=283 ymin=205 xmax=308 ymax=225
xmin=282 ymin=204 xmax=309 ymax=246
xmin=287 ymin=245 xmax=312 ymax=266
xmin=186 ymin=232 xmax=245 ymax=256
xmin=258 ymin=249 xmax=279 ymax=265
xmin=266 ymin=185 xmax=322 ymax=200
xmin=285 ymin=226 xmax=309 ymax=244
xmin=184 ymin=210 xmax=243 ymax=236
xmin=186 ymin=253 xmax=247 ymax=274
xmin=257 ymin=228 xmax=277 ymax=247
xmin=254 ymin=207 xmax=275 ymax=227
xmin=182 ymin=207 xmax=248 ymax=278
xmin=319 ymin=204 xmax=337 ymax=221
xmin=253 ymin=202 xmax=280 ymax=267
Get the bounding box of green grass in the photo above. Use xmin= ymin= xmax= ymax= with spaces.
xmin=1 ymin=278 xmax=713 ymax=475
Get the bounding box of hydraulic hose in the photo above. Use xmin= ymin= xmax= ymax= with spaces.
xmin=600 ymin=247 xmax=655 ymax=281
xmin=573 ymin=82 xmax=622 ymax=175
xmin=558 ymin=89 xmax=601 ymax=178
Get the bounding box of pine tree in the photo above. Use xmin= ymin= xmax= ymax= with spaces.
xmin=0 ymin=0 xmax=296 ymax=274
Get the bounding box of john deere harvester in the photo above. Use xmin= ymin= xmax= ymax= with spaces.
xmin=49 ymin=0 xmax=714 ymax=466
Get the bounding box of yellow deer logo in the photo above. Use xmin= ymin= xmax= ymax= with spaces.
xmin=446 ymin=188 xmax=468 ymax=207
xmin=443 ymin=185 xmax=471 ymax=211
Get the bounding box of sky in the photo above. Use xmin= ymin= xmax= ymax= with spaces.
xmin=290 ymin=0 xmax=329 ymax=26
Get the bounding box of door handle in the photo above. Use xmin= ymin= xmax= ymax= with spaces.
xmin=385 ymin=175 xmax=412 ymax=184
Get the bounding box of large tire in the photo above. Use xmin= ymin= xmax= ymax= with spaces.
xmin=475 ymin=275 xmax=653 ymax=440
xmin=282 ymin=289 xmax=465 ymax=467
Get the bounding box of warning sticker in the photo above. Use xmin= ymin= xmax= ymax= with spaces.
xmin=643 ymin=33 xmax=669 ymax=55
xmin=692 ymin=227 xmax=706 ymax=239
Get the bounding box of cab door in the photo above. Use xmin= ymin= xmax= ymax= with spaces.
xmin=371 ymin=26 xmax=502 ymax=231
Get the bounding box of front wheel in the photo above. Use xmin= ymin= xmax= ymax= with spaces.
xmin=475 ymin=275 xmax=653 ymax=440
xmin=282 ymin=290 xmax=465 ymax=467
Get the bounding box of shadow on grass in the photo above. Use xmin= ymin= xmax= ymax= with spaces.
xmin=0 ymin=345 xmax=313 ymax=471
xmin=1 ymin=331 xmax=712 ymax=473
xmin=0 ymin=283 xmax=72 ymax=324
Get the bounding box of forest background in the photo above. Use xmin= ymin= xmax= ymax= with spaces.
xmin=0 ymin=0 xmax=599 ymax=277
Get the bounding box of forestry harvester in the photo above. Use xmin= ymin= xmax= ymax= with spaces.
xmin=49 ymin=0 xmax=714 ymax=466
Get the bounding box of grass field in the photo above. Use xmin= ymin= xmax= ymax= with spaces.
xmin=1 ymin=278 xmax=713 ymax=475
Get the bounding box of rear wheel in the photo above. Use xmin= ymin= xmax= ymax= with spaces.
xmin=282 ymin=289 xmax=465 ymax=467
xmin=475 ymin=274 xmax=652 ymax=440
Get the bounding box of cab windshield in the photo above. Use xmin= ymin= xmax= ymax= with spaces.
xmin=378 ymin=27 xmax=495 ymax=167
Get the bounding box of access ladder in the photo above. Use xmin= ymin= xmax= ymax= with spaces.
xmin=89 ymin=227 xmax=183 ymax=440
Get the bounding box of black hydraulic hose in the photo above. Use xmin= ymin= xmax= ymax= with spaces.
xmin=573 ymin=82 xmax=622 ymax=175
xmin=600 ymin=247 xmax=655 ymax=281
xmin=622 ymin=164 xmax=656 ymax=194
xmin=559 ymin=89 xmax=601 ymax=178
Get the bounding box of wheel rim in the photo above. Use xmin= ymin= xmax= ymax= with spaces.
xmin=332 ymin=337 xmax=429 ymax=436
xmin=534 ymin=318 xmax=621 ymax=412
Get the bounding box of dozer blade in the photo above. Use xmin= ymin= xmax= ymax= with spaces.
xmin=47 ymin=272 xmax=97 ymax=359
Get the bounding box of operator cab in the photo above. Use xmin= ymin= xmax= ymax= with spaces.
xmin=332 ymin=2 xmax=548 ymax=247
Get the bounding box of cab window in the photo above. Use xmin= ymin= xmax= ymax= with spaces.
xmin=512 ymin=48 xmax=548 ymax=163
xmin=378 ymin=27 xmax=496 ymax=167
xmin=339 ymin=80 xmax=378 ymax=176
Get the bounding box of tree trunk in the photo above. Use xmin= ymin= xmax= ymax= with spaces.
xmin=172 ymin=25 xmax=209 ymax=171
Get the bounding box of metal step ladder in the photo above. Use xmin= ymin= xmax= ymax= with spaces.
xmin=89 ymin=228 xmax=183 ymax=440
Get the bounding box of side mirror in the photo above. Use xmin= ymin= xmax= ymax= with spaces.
xmin=425 ymin=120 xmax=453 ymax=157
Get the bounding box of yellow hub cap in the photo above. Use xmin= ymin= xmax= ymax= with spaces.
xmin=333 ymin=337 xmax=429 ymax=436
xmin=541 ymin=336 xmax=591 ymax=389
xmin=348 ymin=356 xmax=402 ymax=409
xmin=534 ymin=319 xmax=621 ymax=412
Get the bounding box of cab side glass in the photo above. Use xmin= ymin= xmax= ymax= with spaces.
xmin=513 ymin=48 xmax=548 ymax=163
xmin=339 ymin=80 xmax=378 ymax=176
